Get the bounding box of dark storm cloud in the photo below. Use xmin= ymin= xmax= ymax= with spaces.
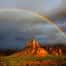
xmin=16 ymin=0 xmax=66 ymax=35
xmin=0 ymin=0 xmax=66 ymax=49
xmin=0 ymin=10 xmax=64 ymax=50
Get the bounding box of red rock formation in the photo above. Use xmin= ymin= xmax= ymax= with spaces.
xmin=49 ymin=48 xmax=62 ymax=56
xmin=36 ymin=48 xmax=48 ymax=57
xmin=16 ymin=39 xmax=48 ymax=57
xmin=26 ymin=39 xmax=40 ymax=49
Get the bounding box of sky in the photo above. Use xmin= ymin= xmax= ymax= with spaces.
xmin=0 ymin=0 xmax=66 ymax=50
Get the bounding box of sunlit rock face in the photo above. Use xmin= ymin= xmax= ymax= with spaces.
xmin=0 ymin=9 xmax=64 ymax=50
xmin=16 ymin=39 xmax=48 ymax=57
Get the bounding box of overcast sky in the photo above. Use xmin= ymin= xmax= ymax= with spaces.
xmin=0 ymin=0 xmax=66 ymax=50
xmin=0 ymin=0 xmax=66 ymax=32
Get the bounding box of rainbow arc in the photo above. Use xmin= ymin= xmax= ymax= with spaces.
xmin=0 ymin=8 xmax=64 ymax=37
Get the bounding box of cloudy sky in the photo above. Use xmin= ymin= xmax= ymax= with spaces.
xmin=0 ymin=0 xmax=66 ymax=50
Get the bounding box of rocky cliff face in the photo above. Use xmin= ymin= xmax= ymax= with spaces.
xmin=16 ymin=39 xmax=48 ymax=57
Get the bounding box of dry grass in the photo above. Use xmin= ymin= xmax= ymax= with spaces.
xmin=0 ymin=54 xmax=66 ymax=66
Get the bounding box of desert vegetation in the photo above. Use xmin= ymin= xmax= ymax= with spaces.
xmin=0 ymin=39 xmax=66 ymax=66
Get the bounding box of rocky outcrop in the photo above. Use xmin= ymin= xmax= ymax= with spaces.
xmin=16 ymin=39 xmax=48 ymax=57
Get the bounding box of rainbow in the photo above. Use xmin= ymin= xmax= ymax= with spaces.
xmin=0 ymin=8 xmax=64 ymax=36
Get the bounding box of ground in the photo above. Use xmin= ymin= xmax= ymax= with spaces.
xmin=0 ymin=54 xmax=66 ymax=66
